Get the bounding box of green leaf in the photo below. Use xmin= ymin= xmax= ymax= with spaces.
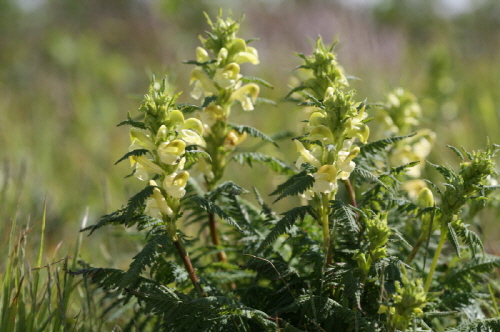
xmin=232 ymin=152 xmax=295 ymax=175
xmin=206 ymin=181 xmax=249 ymax=200
xmin=285 ymin=85 xmax=307 ymax=99
xmin=182 ymin=59 xmax=217 ymax=66
xmin=447 ymin=145 xmax=464 ymax=161
xmin=240 ymin=76 xmax=273 ymax=88
xmin=177 ymin=103 xmax=201 ymax=114
xmin=259 ymin=205 xmax=312 ymax=250
xmin=271 ymin=172 xmax=315 ymax=203
xmin=351 ymin=166 xmax=388 ymax=189
xmin=115 ymin=149 xmax=150 ymax=165
xmin=202 ymin=95 xmax=218 ymax=108
xmin=184 ymin=149 xmax=211 ymax=163
xmin=230 ymin=124 xmax=277 ymax=146
xmin=126 ymin=185 xmax=156 ymax=224
xmin=187 ymin=196 xmax=242 ymax=232
xmin=447 ymin=222 xmax=461 ymax=258
xmin=120 ymin=235 xmax=173 ymax=288
xmin=427 ymin=161 xmax=456 ymax=181
xmin=359 ymin=133 xmax=416 ymax=157
xmin=117 ymin=112 xmax=147 ymax=129
xmin=331 ymin=200 xmax=359 ymax=233
xmin=255 ymin=97 xmax=277 ymax=106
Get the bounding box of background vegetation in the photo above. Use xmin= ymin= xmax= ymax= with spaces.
xmin=2 ymin=0 xmax=500 ymax=330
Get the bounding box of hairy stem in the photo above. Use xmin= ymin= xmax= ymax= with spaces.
xmin=208 ymin=211 xmax=228 ymax=262
xmin=173 ymin=236 xmax=207 ymax=297
xmin=424 ymin=224 xmax=448 ymax=293
xmin=406 ymin=236 xmax=425 ymax=265
xmin=320 ymin=194 xmax=333 ymax=268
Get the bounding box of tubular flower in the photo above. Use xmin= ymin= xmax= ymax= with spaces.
xmin=158 ymin=140 xmax=186 ymax=165
xmin=294 ymin=140 xmax=321 ymax=169
xmin=190 ymin=67 xmax=218 ymax=99
xmin=337 ymin=147 xmax=360 ymax=180
xmin=313 ymin=165 xmax=339 ymax=194
xmin=132 ymin=155 xmax=165 ymax=181
xmin=129 ymin=128 xmax=156 ymax=151
xmin=163 ymin=171 xmax=190 ymax=198
xmin=230 ymin=83 xmax=260 ymax=111
xmin=230 ymin=38 xmax=260 ymax=65
xmin=214 ymin=63 xmax=241 ymax=89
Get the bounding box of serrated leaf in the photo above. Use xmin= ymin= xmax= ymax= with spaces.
xmin=202 ymin=95 xmax=218 ymax=108
xmin=259 ymin=205 xmax=312 ymax=250
xmin=285 ymin=85 xmax=307 ymax=99
xmin=447 ymin=145 xmax=464 ymax=161
xmin=120 ymin=235 xmax=173 ymax=288
xmin=359 ymin=133 xmax=416 ymax=157
xmin=230 ymin=124 xmax=277 ymax=147
xmin=331 ymin=200 xmax=359 ymax=233
xmin=240 ymin=76 xmax=273 ymax=89
xmin=187 ymin=196 xmax=242 ymax=232
xmin=184 ymin=150 xmax=211 ymax=163
xmin=117 ymin=113 xmax=147 ymax=129
xmin=177 ymin=103 xmax=201 ymax=114
xmin=115 ymin=149 xmax=150 ymax=165
xmin=427 ymin=160 xmax=456 ymax=181
xmin=182 ymin=59 xmax=217 ymax=66
xmin=254 ymin=97 xmax=277 ymax=106
xmin=126 ymin=185 xmax=156 ymax=223
xmin=206 ymin=181 xmax=249 ymax=200
xmin=271 ymin=172 xmax=315 ymax=203
xmin=232 ymin=152 xmax=295 ymax=175
xmin=448 ymin=222 xmax=461 ymax=258
xmin=351 ymin=166 xmax=388 ymax=189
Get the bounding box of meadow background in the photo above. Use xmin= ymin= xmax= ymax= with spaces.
xmin=1 ymin=0 xmax=500 ymax=330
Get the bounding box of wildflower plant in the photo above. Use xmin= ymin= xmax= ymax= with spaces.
xmin=73 ymin=11 xmax=500 ymax=332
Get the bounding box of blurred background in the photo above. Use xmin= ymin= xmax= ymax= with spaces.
xmin=1 ymin=0 xmax=500 ymax=272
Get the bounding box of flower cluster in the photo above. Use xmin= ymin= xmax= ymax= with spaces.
xmin=186 ymin=11 xmax=265 ymax=186
xmin=376 ymin=88 xmax=436 ymax=178
xmin=292 ymin=39 xmax=370 ymax=200
xmin=189 ymin=12 xmax=260 ymax=112
xmin=128 ymin=78 xmax=206 ymax=223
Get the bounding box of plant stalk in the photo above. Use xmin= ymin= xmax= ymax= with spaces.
xmin=173 ymin=236 xmax=207 ymax=297
xmin=424 ymin=224 xmax=448 ymax=293
xmin=208 ymin=211 xmax=228 ymax=263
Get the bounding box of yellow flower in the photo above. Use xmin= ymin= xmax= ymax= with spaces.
xmin=214 ymin=63 xmax=241 ymax=89
xmin=313 ymin=165 xmax=339 ymax=194
xmin=163 ymin=171 xmax=190 ymax=198
xmin=230 ymin=83 xmax=260 ymax=111
xmin=158 ymin=140 xmax=186 ymax=165
xmin=294 ymin=140 xmax=321 ymax=169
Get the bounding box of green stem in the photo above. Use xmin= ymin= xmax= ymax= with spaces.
xmin=424 ymin=224 xmax=447 ymax=293
xmin=320 ymin=194 xmax=333 ymax=268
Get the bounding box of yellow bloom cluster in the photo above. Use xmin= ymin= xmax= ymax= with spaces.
xmin=128 ymin=79 xmax=207 ymax=221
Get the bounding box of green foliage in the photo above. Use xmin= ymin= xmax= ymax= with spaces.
xmin=68 ymin=10 xmax=500 ymax=332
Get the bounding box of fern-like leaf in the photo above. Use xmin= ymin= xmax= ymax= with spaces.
xmin=120 ymin=234 xmax=173 ymax=288
xmin=115 ymin=149 xmax=150 ymax=165
xmin=117 ymin=112 xmax=147 ymax=129
xmin=232 ymin=152 xmax=295 ymax=175
xmin=206 ymin=181 xmax=248 ymax=200
xmin=359 ymin=133 xmax=416 ymax=157
xmin=259 ymin=205 xmax=312 ymax=250
xmin=187 ymin=195 xmax=242 ymax=232
xmin=126 ymin=185 xmax=156 ymax=223
xmin=184 ymin=149 xmax=211 ymax=163
xmin=230 ymin=124 xmax=278 ymax=147
xmin=271 ymin=172 xmax=315 ymax=203
xmin=240 ymin=76 xmax=273 ymax=88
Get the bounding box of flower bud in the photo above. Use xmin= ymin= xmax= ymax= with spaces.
xmin=168 ymin=110 xmax=185 ymax=126
xmin=196 ymin=47 xmax=210 ymax=63
xmin=224 ymin=130 xmax=247 ymax=148
xmin=417 ymin=188 xmax=434 ymax=208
